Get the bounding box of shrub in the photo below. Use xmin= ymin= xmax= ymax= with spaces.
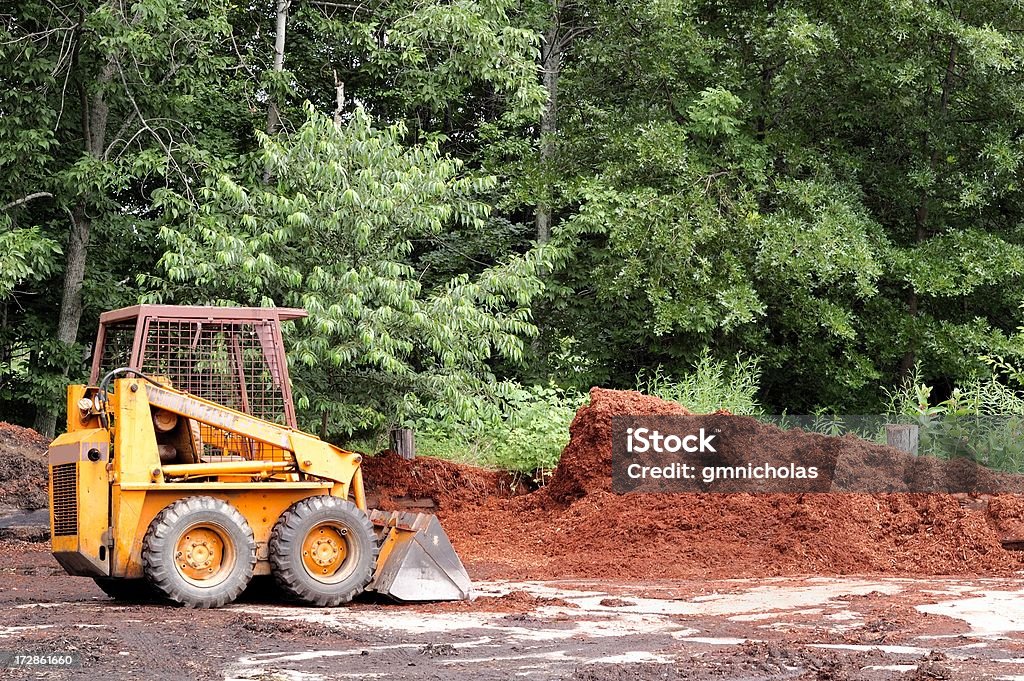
xmin=412 ymin=384 xmax=584 ymax=476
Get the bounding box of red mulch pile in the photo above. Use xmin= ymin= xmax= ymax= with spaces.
xmin=613 ymin=411 xmax=1024 ymax=494
xmin=545 ymin=389 xmax=691 ymax=503
xmin=361 ymin=450 xmax=526 ymax=509
xmin=985 ymin=496 xmax=1024 ymax=539
xmin=0 ymin=422 xmax=49 ymax=510
xmin=363 ymin=388 xmax=1024 ymax=580
xmin=8 ymin=387 xmax=1024 ymax=579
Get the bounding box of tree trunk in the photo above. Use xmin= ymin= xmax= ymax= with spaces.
xmin=897 ymin=200 xmax=927 ymax=379
xmin=389 ymin=428 xmax=416 ymax=460
xmin=886 ymin=424 xmax=919 ymax=455
xmin=56 ymin=206 xmax=90 ymax=348
xmin=899 ymin=42 xmax=958 ymax=380
xmin=261 ymin=0 xmax=290 ymax=185
xmin=535 ymin=0 xmax=562 ymax=244
xmin=34 ymin=60 xmax=115 ymax=438
xmin=332 ymin=70 xmax=345 ymax=127
xmin=265 ymin=0 xmax=290 ymax=137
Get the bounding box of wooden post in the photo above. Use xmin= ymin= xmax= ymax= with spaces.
xmin=389 ymin=428 xmax=416 ymax=460
xmin=886 ymin=424 xmax=919 ymax=455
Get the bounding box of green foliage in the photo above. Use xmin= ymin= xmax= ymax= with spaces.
xmin=378 ymin=0 xmax=545 ymax=116
xmin=285 ymin=0 xmax=546 ymax=143
xmin=149 ymin=104 xmax=550 ymax=434
xmin=885 ymin=363 xmax=1024 ymax=419
xmin=7 ymin=0 xmax=1024 ymax=445
xmin=416 ymin=350 xmax=759 ymax=475
xmin=503 ymin=0 xmax=1024 ymax=412
xmin=637 ymin=351 xmax=762 ymax=415
xmin=414 ymin=384 xmax=583 ymax=474
xmin=0 ymin=220 xmax=61 ymax=298
xmin=0 ymin=0 xmax=245 ymax=425
xmin=883 ymin=363 xmax=1024 ymax=473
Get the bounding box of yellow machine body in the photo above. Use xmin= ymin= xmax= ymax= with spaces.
xmin=46 ymin=305 xmax=471 ymax=604
xmin=51 ymin=378 xmax=360 ymax=580
xmin=49 ymin=426 xmax=111 ymax=577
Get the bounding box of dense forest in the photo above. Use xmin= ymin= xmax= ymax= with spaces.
xmin=4 ymin=0 xmax=1024 ymax=459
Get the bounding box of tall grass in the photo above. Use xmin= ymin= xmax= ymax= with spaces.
xmin=349 ymin=351 xmax=765 ymax=476
xmin=882 ymin=362 xmax=1024 ymax=473
xmin=637 ymin=350 xmax=762 ymax=415
xmin=347 ymin=352 xmax=1024 ymax=477
xmin=884 ymin=363 xmax=1024 ymax=418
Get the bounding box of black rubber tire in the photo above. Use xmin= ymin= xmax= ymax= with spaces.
xmin=92 ymin=577 xmax=162 ymax=602
xmin=269 ymin=496 xmax=378 ymax=606
xmin=141 ymin=496 xmax=256 ymax=608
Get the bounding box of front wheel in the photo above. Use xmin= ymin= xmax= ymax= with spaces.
xmin=142 ymin=496 xmax=256 ymax=608
xmin=269 ymin=496 xmax=378 ymax=606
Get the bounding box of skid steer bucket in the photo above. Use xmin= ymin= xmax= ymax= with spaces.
xmin=368 ymin=510 xmax=472 ymax=601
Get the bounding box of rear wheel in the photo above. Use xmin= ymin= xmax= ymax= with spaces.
xmin=269 ymin=496 xmax=378 ymax=606
xmin=142 ymin=496 xmax=256 ymax=608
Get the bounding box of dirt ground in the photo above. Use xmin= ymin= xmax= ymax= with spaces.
xmin=6 ymin=389 xmax=1024 ymax=679
xmin=5 ymin=539 xmax=1024 ymax=679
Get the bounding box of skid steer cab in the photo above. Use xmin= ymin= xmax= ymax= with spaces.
xmin=48 ymin=305 xmax=470 ymax=608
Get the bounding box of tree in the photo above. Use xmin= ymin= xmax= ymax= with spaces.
xmin=0 ymin=0 xmax=256 ymax=434
xmin=534 ymin=0 xmax=589 ymax=243
xmin=148 ymin=105 xmax=549 ymax=435
xmin=1 ymin=0 xmax=550 ymax=433
xmin=510 ymin=0 xmax=1024 ymax=411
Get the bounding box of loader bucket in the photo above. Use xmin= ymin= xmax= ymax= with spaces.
xmin=368 ymin=510 xmax=472 ymax=602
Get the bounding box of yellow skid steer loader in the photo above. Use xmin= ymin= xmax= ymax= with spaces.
xmin=47 ymin=305 xmax=471 ymax=608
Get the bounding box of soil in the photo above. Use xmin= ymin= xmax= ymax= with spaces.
xmin=417 ymin=589 xmax=581 ymax=613
xmin=2 ymin=545 xmax=1024 ymax=680
xmin=7 ymin=389 xmax=1024 ymax=679
xmin=366 ymin=388 xmax=1024 ymax=580
xmin=360 ymin=449 xmax=526 ymax=509
xmin=615 ymin=411 xmax=1024 ymax=494
xmin=0 ymin=422 xmax=48 ymax=510
xmin=546 ymin=389 xmax=692 ymax=503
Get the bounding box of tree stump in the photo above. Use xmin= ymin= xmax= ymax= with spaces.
xmin=886 ymin=424 xmax=919 ymax=455
xmin=389 ymin=428 xmax=416 ymax=460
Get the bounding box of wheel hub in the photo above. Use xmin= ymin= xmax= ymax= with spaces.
xmin=176 ymin=527 xmax=227 ymax=582
xmin=302 ymin=524 xmax=349 ymax=578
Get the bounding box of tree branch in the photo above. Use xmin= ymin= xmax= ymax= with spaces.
xmin=115 ymin=59 xmax=193 ymax=200
xmin=2 ymin=192 xmax=55 ymax=211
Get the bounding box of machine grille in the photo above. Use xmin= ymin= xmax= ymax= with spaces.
xmin=97 ymin=321 xmax=137 ymax=378
xmin=51 ymin=463 xmax=78 ymax=537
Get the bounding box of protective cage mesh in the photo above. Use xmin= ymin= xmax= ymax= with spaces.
xmin=139 ymin=319 xmax=291 ymax=463
xmin=97 ymin=322 xmax=137 ymax=379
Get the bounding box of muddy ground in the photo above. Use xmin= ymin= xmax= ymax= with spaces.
xmin=7 ymin=390 xmax=1024 ymax=679
xmin=4 ymin=539 xmax=1024 ymax=680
